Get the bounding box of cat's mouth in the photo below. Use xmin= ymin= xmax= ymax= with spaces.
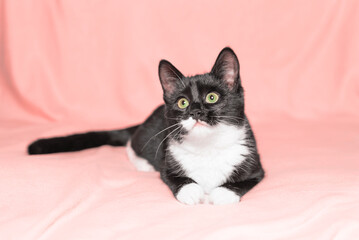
xmin=181 ymin=117 xmax=210 ymax=131
xmin=194 ymin=120 xmax=209 ymax=127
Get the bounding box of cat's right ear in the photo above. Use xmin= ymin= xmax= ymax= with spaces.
xmin=159 ymin=60 xmax=184 ymax=98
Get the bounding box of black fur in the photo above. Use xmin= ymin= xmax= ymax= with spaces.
xmin=28 ymin=126 xmax=138 ymax=154
xmin=28 ymin=47 xmax=264 ymax=202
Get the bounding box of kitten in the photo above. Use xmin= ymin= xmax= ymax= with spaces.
xmin=28 ymin=47 xmax=265 ymax=205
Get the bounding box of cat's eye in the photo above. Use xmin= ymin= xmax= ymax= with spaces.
xmin=177 ymin=98 xmax=189 ymax=109
xmin=205 ymin=92 xmax=219 ymax=104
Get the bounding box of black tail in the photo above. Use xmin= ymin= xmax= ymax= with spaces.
xmin=28 ymin=125 xmax=139 ymax=155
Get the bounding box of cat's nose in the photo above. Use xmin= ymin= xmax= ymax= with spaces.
xmin=190 ymin=110 xmax=203 ymax=120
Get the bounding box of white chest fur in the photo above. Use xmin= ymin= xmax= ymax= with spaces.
xmin=169 ymin=122 xmax=249 ymax=194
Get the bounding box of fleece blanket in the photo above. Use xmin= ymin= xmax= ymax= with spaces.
xmin=1 ymin=1 xmax=358 ymax=239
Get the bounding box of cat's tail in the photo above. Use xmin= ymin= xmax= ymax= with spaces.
xmin=27 ymin=125 xmax=139 ymax=155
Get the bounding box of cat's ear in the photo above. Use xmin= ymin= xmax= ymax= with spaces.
xmin=159 ymin=60 xmax=184 ymax=97
xmin=211 ymin=47 xmax=240 ymax=90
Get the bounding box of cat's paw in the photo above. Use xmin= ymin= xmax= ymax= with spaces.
xmin=176 ymin=183 xmax=205 ymax=205
xmin=209 ymin=187 xmax=240 ymax=205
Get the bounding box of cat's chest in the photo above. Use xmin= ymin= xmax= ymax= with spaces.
xmin=168 ymin=124 xmax=249 ymax=193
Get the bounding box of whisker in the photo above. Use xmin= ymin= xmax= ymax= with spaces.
xmin=214 ymin=117 xmax=239 ymax=124
xmin=214 ymin=115 xmax=246 ymax=124
xmin=220 ymin=119 xmax=240 ymax=124
xmin=155 ymin=126 xmax=181 ymax=160
xmin=141 ymin=123 xmax=181 ymax=152
xmin=215 ymin=115 xmax=246 ymax=121
xmin=165 ymin=117 xmax=180 ymax=121
xmin=173 ymin=128 xmax=183 ymax=140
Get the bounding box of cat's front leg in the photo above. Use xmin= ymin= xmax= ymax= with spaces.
xmin=161 ymin=170 xmax=205 ymax=205
xmin=209 ymin=178 xmax=261 ymax=205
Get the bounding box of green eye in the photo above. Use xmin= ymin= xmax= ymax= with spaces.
xmin=177 ymin=98 xmax=189 ymax=109
xmin=206 ymin=92 xmax=219 ymax=104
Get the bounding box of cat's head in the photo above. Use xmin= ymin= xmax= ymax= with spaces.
xmin=159 ymin=47 xmax=245 ymax=136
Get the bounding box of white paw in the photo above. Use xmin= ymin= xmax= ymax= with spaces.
xmin=176 ymin=183 xmax=205 ymax=205
xmin=209 ymin=187 xmax=240 ymax=205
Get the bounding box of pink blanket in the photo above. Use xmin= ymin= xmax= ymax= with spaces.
xmin=1 ymin=1 xmax=358 ymax=239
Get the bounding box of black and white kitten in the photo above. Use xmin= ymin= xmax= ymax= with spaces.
xmin=28 ymin=47 xmax=264 ymax=205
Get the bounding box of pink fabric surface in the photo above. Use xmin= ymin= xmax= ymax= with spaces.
xmin=1 ymin=1 xmax=359 ymax=239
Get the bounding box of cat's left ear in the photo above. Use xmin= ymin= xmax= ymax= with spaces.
xmin=211 ymin=47 xmax=240 ymax=90
xmin=159 ymin=60 xmax=185 ymax=98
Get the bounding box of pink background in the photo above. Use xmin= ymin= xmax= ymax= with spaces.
xmin=1 ymin=1 xmax=359 ymax=239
